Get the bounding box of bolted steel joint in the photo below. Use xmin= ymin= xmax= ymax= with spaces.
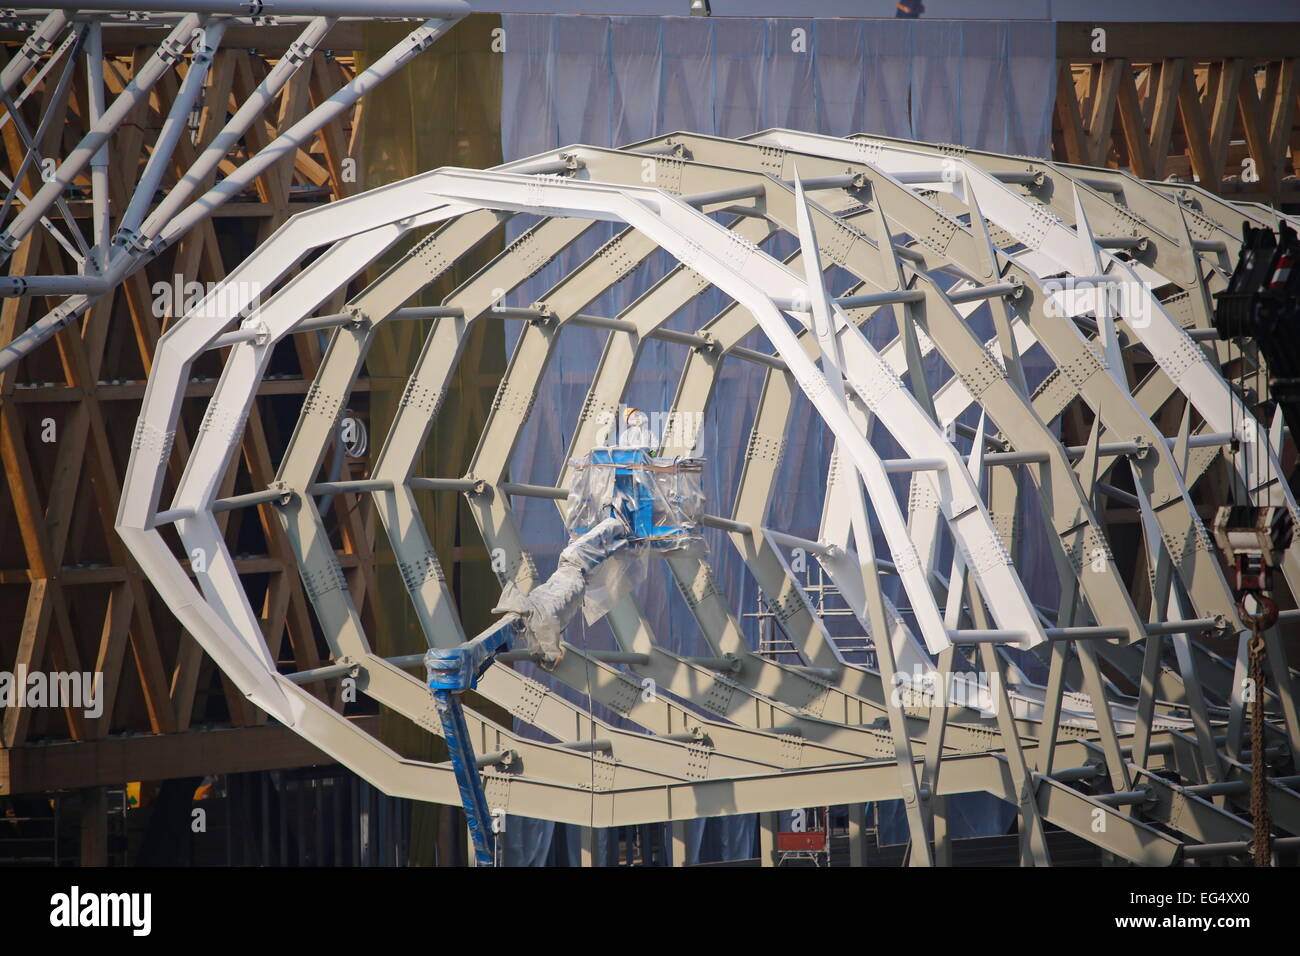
xmin=344 ymin=306 xmax=370 ymax=330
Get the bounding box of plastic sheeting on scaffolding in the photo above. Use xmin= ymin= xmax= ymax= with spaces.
xmin=495 ymin=447 xmax=707 ymax=661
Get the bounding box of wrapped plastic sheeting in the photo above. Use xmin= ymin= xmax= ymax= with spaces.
xmin=582 ymin=547 xmax=649 ymax=626
xmin=566 ymin=448 xmax=706 ymax=553
xmin=493 ymin=450 xmax=708 ymax=661
xmin=565 ymin=448 xmax=706 ymax=623
xmin=560 ymin=513 xmax=632 ymax=571
xmin=493 ymin=515 xmax=631 ymax=663
xmin=494 ymin=566 xmax=584 ymax=664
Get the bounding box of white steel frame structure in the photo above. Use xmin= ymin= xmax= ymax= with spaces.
xmin=113 ymin=128 xmax=1300 ymax=866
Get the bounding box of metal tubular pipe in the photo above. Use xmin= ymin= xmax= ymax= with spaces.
xmin=297 ymin=307 xmax=461 ymax=334
xmin=212 ymin=489 xmax=284 ymax=513
xmin=650 ymin=327 xmax=712 ymax=349
xmin=0 ymin=27 xmax=91 ymax=262
xmin=571 ymin=313 xmax=637 ymax=333
xmin=679 ymin=184 xmax=765 ymax=207
xmin=0 ymin=275 xmax=109 ymax=297
xmin=880 ymin=457 xmax=947 ymax=473
xmin=84 ymin=20 xmax=109 ymax=270
xmin=152 ymin=508 xmax=195 ymax=526
xmin=984 ymin=448 xmax=1051 ymax=466
xmin=0 ymin=11 xmax=71 ymax=100
xmin=701 ymin=514 xmax=751 ymax=535
xmin=500 ymin=156 xmax=574 ymax=176
xmin=1049 ymin=764 xmax=1105 ymax=783
xmin=1096 ymin=483 xmax=1140 ymax=507
xmin=1121 ymin=740 xmax=1174 ymax=757
xmin=1182 ymin=840 xmax=1250 ymax=859
xmin=496 ymin=650 xmax=544 ymax=663
xmin=0 ymin=17 xmax=342 ymax=372
xmin=890 ymin=170 xmax=950 ymax=184
xmin=1044 ymin=626 xmax=1130 ymax=641
xmin=586 ymin=650 xmax=652 ymax=666
xmin=385 ymin=652 xmax=426 ymax=669
xmin=992 ymin=171 xmax=1041 ymax=186
xmin=1184 ymin=774 xmax=1300 ymax=797
xmin=1174 ymin=432 xmax=1234 ymax=450
xmin=764 ymin=528 xmax=837 ymax=557
xmin=392 ymin=305 xmax=465 ymax=321
xmin=946 ymin=282 xmax=1018 ymax=304
xmin=309 ymin=479 xmax=394 ymax=495
xmin=0 ymin=14 xmax=202 ymax=261
xmin=409 ymin=477 xmax=482 ymax=493
xmin=208 ymin=325 xmax=266 ymax=349
xmin=285 ymin=661 xmax=354 ymax=685
xmin=119 ymin=20 xmax=228 ymax=237
xmin=498 ymin=482 xmax=569 ymax=501
xmin=953 ymin=420 xmax=1006 ymax=451
xmin=560 ymin=739 xmax=613 ymax=753
xmin=1058 ymin=274 xmax=1121 ymax=286
xmin=295 ymin=313 xmax=351 ymax=332
xmin=1178 ymin=838 xmax=1300 ymax=860
xmin=1 ymin=20 xmax=83 ymax=129
xmin=834 ymin=289 xmax=926 ymax=310
xmin=787 ymin=174 xmax=857 ymax=190
xmin=687 ymin=656 xmax=742 ymax=674
xmin=727 ymin=345 xmax=787 ymax=371
xmin=1074 ymin=174 xmax=1123 ymax=194
xmin=487 ymin=306 xmax=547 ymax=321
xmin=154 ymin=15 xmax=466 ymax=256
xmin=1094 ymin=788 xmax=1153 ymax=807
xmin=1143 ymin=617 xmax=1221 ymax=636
xmin=135 ymin=16 xmax=336 ymax=246
xmin=948 ymin=630 xmax=1027 ymax=644
xmin=789 ymin=665 xmax=840 ymax=681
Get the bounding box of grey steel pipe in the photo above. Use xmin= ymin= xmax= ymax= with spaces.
xmin=834 ymin=289 xmax=925 ymax=310
xmin=0 ymin=275 xmax=109 ymax=297
xmin=1044 ymin=626 xmax=1130 ymax=641
xmin=308 ymin=479 xmax=394 ymax=495
xmin=498 ymin=482 xmax=570 ymax=501
xmin=212 ymin=489 xmax=285 ymax=513
xmin=946 ymin=282 xmax=1018 ymax=305
xmin=118 ymin=19 xmax=229 ymax=237
xmin=0 ymin=11 xmax=72 ymax=100
xmin=560 ymin=739 xmax=613 ymax=753
xmin=133 ymin=16 xmax=336 ymax=246
xmin=0 ymin=14 xmax=202 ymax=262
xmin=0 ymin=14 xmax=465 ymax=372
xmin=286 ymin=661 xmax=355 ymax=685
xmin=84 ymin=21 xmax=109 ymax=269
xmin=152 ymin=16 xmax=465 ymax=255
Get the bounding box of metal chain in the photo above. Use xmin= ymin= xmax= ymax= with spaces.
xmin=1249 ymin=630 xmax=1271 ymax=866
